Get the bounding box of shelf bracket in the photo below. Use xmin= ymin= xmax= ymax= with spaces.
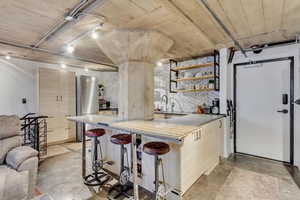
xmin=169 ymin=59 xmax=178 ymax=93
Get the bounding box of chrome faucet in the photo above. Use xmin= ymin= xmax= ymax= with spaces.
xmin=169 ymin=97 xmax=183 ymax=113
xmin=161 ymin=95 xmax=168 ymax=112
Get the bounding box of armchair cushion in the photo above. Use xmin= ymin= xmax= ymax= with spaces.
xmin=0 ymin=165 xmax=29 ymax=200
xmin=6 ymin=146 xmax=38 ymax=169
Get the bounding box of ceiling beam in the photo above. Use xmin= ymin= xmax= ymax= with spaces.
xmin=161 ymin=0 xmax=216 ymax=47
xmin=0 ymin=38 xmax=118 ymax=69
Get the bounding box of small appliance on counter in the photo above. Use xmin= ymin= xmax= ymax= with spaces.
xmin=99 ymin=99 xmax=111 ymax=109
xmin=196 ymin=98 xmax=220 ymax=115
xmin=211 ymin=98 xmax=220 ymax=114
xmin=98 ymin=83 xmax=113 ymax=110
xmin=197 ymin=103 xmax=211 ymax=114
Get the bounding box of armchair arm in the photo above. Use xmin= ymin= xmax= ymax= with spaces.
xmin=6 ymin=146 xmax=38 ymax=170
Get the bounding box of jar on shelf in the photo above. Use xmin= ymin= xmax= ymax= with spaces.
xmin=208 ymin=79 xmax=215 ymax=89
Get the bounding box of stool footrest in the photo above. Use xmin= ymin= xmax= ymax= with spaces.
xmin=83 ymin=171 xmax=110 ymax=186
xmin=108 ymin=183 xmax=133 ymax=199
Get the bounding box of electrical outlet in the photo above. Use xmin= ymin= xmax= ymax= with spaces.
xmin=197 ymin=129 xmax=201 ymax=140
xmin=193 ymin=130 xmax=198 ymax=141
xmin=193 ymin=128 xmax=203 ymax=141
xmin=198 ymin=128 xmax=202 ymax=140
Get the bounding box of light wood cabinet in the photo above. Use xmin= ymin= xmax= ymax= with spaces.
xmin=38 ymin=68 xmax=76 ymax=145
xmin=102 ymin=118 xmax=224 ymax=199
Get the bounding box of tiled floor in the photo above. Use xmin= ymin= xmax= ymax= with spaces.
xmin=37 ymin=143 xmax=300 ymax=200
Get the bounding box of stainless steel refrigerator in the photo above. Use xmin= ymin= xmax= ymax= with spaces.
xmin=76 ymin=75 xmax=99 ymax=141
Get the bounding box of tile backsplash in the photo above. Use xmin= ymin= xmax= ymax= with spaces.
xmin=154 ymin=56 xmax=219 ymax=113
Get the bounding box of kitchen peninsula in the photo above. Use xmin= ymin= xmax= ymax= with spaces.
xmin=68 ymin=113 xmax=224 ymax=199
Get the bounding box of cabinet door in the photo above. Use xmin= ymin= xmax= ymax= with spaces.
xmin=39 ymin=68 xmax=60 ymax=132
xmin=203 ymin=120 xmax=221 ymax=157
xmin=39 ymin=68 xmax=64 ymax=143
xmin=59 ymin=71 xmax=76 ymax=140
xmin=39 ymin=68 xmax=76 ymax=144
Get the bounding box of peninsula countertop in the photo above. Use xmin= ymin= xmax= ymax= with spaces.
xmin=67 ymin=113 xmax=225 ymax=141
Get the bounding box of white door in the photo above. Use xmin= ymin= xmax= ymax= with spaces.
xmin=235 ymin=60 xmax=292 ymax=162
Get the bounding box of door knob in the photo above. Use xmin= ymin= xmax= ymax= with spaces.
xmin=277 ymin=109 xmax=288 ymax=114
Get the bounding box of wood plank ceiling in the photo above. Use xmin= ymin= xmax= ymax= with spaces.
xmin=0 ymin=0 xmax=299 ymax=70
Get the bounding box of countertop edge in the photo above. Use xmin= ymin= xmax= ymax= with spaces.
xmin=67 ymin=114 xmax=226 ymax=142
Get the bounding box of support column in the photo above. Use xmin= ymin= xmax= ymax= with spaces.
xmin=96 ymin=29 xmax=174 ymax=120
xmin=118 ymin=61 xmax=154 ymax=120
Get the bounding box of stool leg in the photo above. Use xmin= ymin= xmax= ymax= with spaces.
xmin=154 ymin=155 xmax=159 ymax=196
xmin=96 ymin=137 xmax=104 ymax=170
xmin=84 ymin=136 xmax=110 ymax=186
xmin=108 ymin=144 xmax=133 ymax=199
xmin=120 ymin=144 xmax=125 ymax=174
xmin=90 ymin=137 xmax=95 ymax=170
xmin=98 ymin=138 xmax=103 ymax=162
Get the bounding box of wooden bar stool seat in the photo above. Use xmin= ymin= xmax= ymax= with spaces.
xmin=85 ymin=128 xmax=106 ymax=137
xmin=143 ymin=142 xmax=170 ymax=156
xmin=110 ymin=134 xmax=132 ymax=145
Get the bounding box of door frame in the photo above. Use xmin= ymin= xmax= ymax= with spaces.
xmin=233 ymin=56 xmax=295 ymax=165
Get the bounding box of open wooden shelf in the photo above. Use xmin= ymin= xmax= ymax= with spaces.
xmin=169 ymin=51 xmax=219 ymax=93
xmin=175 ymin=88 xmax=215 ymax=93
xmin=176 ymin=75 xmax=214 ymax=82
xmin=172 ymin=62 xmax=214 ymax=71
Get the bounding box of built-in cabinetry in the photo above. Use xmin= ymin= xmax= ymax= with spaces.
xmin=38 ymin=68 xmax=76 ymax=144
xmin=101 ymin=118 xmax=224 ymax=199
xmin=141 ymin=118 xmax=223 ymax=198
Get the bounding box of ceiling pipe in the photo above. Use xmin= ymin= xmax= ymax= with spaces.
xmin=68 ymin=0 xmax=88 ymax=18
xmin=244 ymin=39 xmax=298 ymax=52
xmin=196 ymin=0 xmax=248 ymax=58
xmin=0 ymin=54 xmax=116 ymax=72
xmin=33 ymin=0 xmax=89 ymax=48
xmin=33 ymin=0 xmax=108 ymax=48
xmin=0 ymin=38 xmax=118 ymax=69
xmin=33 ymin=20 xmax=68 ymax=48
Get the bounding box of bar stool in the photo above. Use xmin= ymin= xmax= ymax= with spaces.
xmin=143 ymin=141 xmax=170 ymax=198
xmin=108 ymin=133 xmax=133 ymax=199
xmin=84 ymin=128 xmax=110 ymax=186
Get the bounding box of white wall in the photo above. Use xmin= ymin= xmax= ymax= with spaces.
xmin=0 ymin=58 xmax=38 ymax=117
xmin=0 ymin=58 xmax=118 ymax=117
xmin=219 ymin=48 xmax=232 ymax=158
xmin=227 ymin=44 xmax=300 ymax=167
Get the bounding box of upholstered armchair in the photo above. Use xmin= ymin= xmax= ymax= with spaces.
xmin=0 ymin=115 xmax=38 ymax=200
